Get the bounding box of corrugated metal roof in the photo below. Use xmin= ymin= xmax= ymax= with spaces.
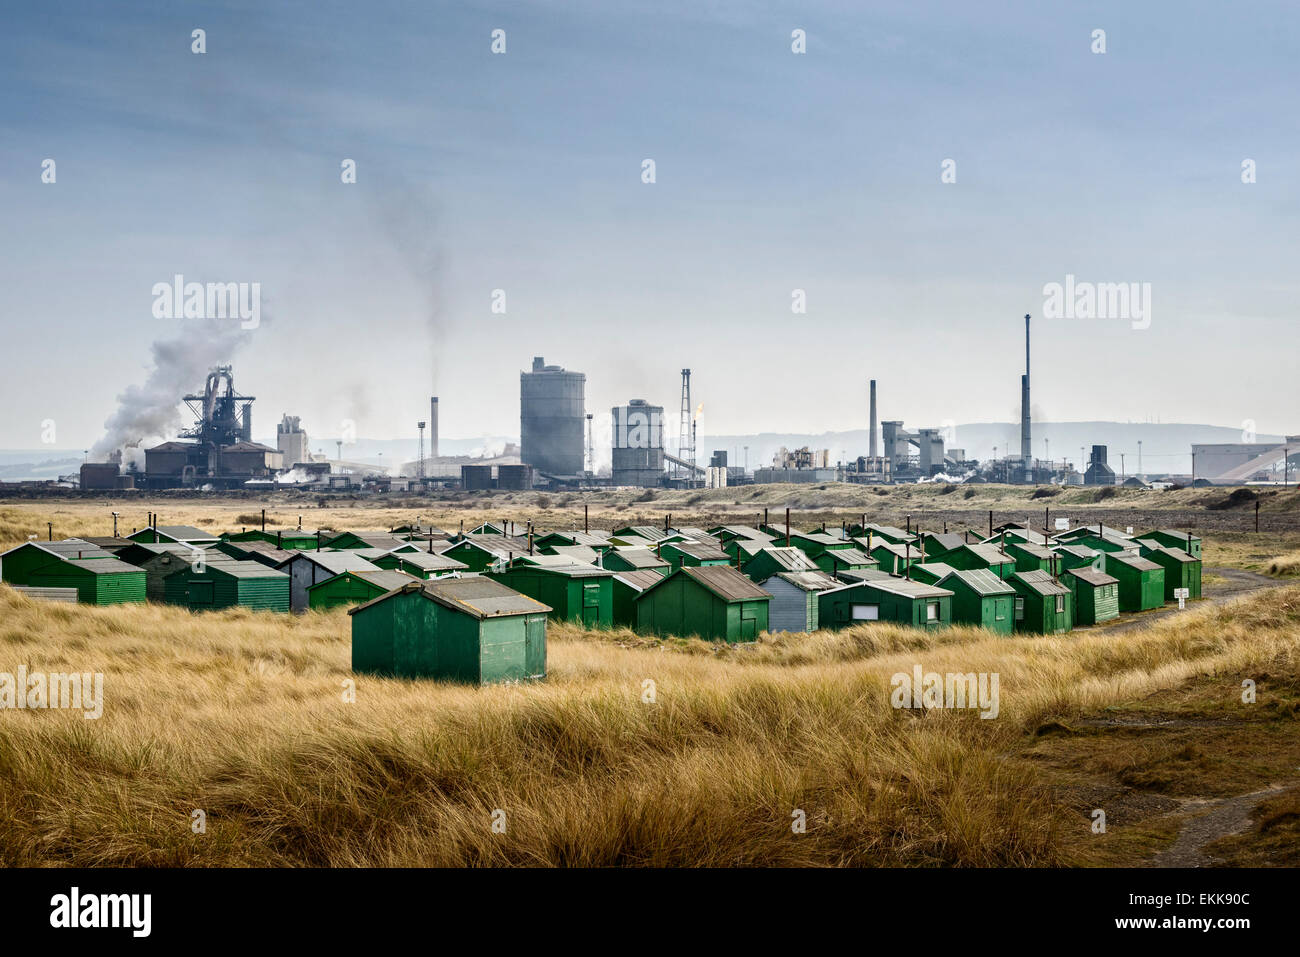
xmin=628 ymin=564 xmax=768 ymax=603
xmin=835 ymin=568 xmax=897 ymax=582
xmin=730 ymin=539 xmax=771 ymax=559
xmin=79 ymin=536 xmax=134 ymax=550
xmin=55 ymin=557 xmax=145 ymax=575
xmin=224 ymin=540 xmax=296 ymax=560
xmin=819 ymin=548 xmax=874 ymax=567
xmin=941 ymin=568 xmax=1016 ymax=596
xmin=207 ymin=561 xmax=289 ymax=579
xmin=1053 ymin=544 xmax=1099 ymax=559
xmin=959 ymin=543 xmax=1014 ymax=564
xmin=153 ymin=525 xmax=219 ymax=540
xmin=665 ymin=542 xmax=729 ymax=561
xmin=925 ymin=532 xmax=965 ymax=552
xmin=552 ymin=531 xmax=613 ymax=547
xmin=0 ymin=539 xmax=114 ymax=561
xmin=861 ymin=524 xmax=915 ymax=541
xmin=1107 ymin=553 xmax=1162 ymax=571
xmin=446 ymin=534 xmax=529 ymax=557
xmin=1013 ymin=570 xmax=1072 ymax=595
xmin=674 ymin=527 xmax=722 ymax=545
xmin=352 ymin=569 xmax=420 ymax=589
xmin=679 ymin=565 xmax=772 ymax=602
xmin=1006 ymin=542 xmax=1054 ymax=559
xmin=769 ymin=570 xmax=842 ymax=592
xmin=392 ymin=551 xmax=468 ymax=571
xmin=513 ymin=561 xmax=613 ymax=579
xmin=612 ymin=569 xmax=668 ymax=592
xmin=424 ymin=577 xmax=551 ymax=618
xmin=607 ymin=547 xmax=669 ymax=569
xmin=1152 ymin=546 xmax=1197 ymax=563
xmin=911 ymin=561 xmax=957 ymax=580
xmin=790 ymin=531 xmax=845 ymax=546
xmin=755 ymin=547 xmax=819 ymax=572
xmin=1064 ymin=566 xmax=1118 ymax=587
xmin=854 ymin=577 xmax=953 ymax=599
xmin=348 ymin=576 xmax=551 ymax=618
xmin=709 ymin=525 xmax=772 ymax=541
xmin=870 ymin=541 xmax=918 ymax=559
xmin=615 ymin=526 xmax=671 ymax=542
xmin=546 ymin=544 xmax=600 ymax=565
xmin=277 ymin=551 xmax=381 ymax=575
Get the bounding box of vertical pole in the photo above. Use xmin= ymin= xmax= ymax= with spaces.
xmin=261 ymin=508 xmax=266 ymax=532
xmin=785 ymin=507 xmax=790 ymax=547
xmin=47 ymin=522 xmax=52 ymax=541
xmin=988 ymin=510 xmax=993 ymax=538
xmin=584 ymin=504 xmax=589 ymax=534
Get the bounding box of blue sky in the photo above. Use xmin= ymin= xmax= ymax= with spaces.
xmin=1 ymin=0 xmax=1297 ymax=454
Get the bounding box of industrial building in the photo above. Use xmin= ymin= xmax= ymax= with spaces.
xmin=1084 ymin=446 xmax=1116 ymax=486
xmin=141 ymin=367 xmax=283 ymax=488
xmin=611 ymin=399 xmax=666 ymax=486
xmin=276 ymin=415 xmax=310 ymax=468
xmin=1191 ymin=437 xmax=1300 ymax=484
xmin=520 ymin=356 xmax=586 ymax=478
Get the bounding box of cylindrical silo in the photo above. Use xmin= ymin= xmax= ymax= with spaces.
xmin=520 ymin=357 xmax=586 ymax=476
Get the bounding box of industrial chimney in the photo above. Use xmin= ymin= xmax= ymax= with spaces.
xmin=1020 ymin=314 xmax=1032 ymax=483
xmin=429 ymin=396 xmax=439 ymax=460
xmin=869 ymin=379 xmax=878 ymax=459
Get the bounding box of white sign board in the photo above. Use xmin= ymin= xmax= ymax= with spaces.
xmin=1174 ymin=587 xmax=1189 ymax=609
xmin=1054 ymin=518 xmax=1069 ymax=530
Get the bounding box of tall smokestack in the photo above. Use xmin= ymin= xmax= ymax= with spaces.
xmin=429 ymin=396 xmax=439 ymax=460
xmin=1020 ymin=314 xmax=1032 ymax=482
xmin=869 ymin=379 xmax=878 ymax=459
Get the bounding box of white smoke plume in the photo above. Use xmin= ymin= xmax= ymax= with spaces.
xmin=90 ymin=319 xmax=255 ymax=462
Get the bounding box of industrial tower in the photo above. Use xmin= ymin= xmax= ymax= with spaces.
xmin=677 ymin=369 xmax=692 ymax=480
xmin=1020 ymin=314 xmax=1032 ymax=484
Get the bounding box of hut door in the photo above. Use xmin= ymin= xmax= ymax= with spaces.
xmin=189 ymin=580 xmax=214 ymax=607
xmin=582 ymin=582 xmax=601 ymax=625
xmin=740 ymin=613 xmax=757 ymax=640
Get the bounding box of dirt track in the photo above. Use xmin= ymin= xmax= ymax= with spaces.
xmin=1096 ymin=567 xmax=1281 ymax=636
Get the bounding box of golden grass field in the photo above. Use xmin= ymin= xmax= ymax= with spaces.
xmin=1 ymin=491 xmax=1298 ymax=867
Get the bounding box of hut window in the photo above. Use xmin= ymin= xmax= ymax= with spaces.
xmin=851 ymin=604 xmax=879 ymax=621
xmin=995 ymin=600 xmax=1007 ymax=621
xmin=926 ymin=601 xmax=939 ymax=621
xmin=1055 ymin=594 xmax=1065 ymax=614
xmin=1015 ymin=597 xmax=1025 ymax=620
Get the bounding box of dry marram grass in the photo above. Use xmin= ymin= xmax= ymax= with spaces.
xmin=2 ymin=581 xmax=1298 ymax=866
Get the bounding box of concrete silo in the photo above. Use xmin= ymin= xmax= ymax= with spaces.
xmin=520 ymin=357 xmax=586 ymax=477
xmin=611 ymin=399 xmax=665 ymax=487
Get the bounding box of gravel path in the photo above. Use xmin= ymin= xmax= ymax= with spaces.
xmin=1095 ymin=566 xmax=1280 ymax=636
xmin=1151 ymin=784 xmax=1290 ymax=868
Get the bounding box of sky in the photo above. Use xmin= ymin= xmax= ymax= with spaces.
xmin=1 ymin=0 xmax=1297 ymax=456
